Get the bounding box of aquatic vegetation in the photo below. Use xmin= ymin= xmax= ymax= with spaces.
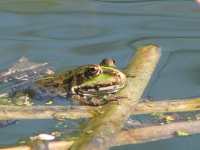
xmin=175 ymin=130 xmax=190 ymax=137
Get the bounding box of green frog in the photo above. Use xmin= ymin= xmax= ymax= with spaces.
xmin=36 ymin=58 xmax=127 ymax=106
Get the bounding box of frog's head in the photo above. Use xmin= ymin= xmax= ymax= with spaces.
xmin=36 ymin=59 xmax=127 ymax=101
xmin=72 ymin=63 xmax=126 ymax=97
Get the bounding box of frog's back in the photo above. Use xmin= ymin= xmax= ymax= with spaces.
xmin=36 ymin=64 xmax=101 ymax=96
xmin=35 ymin=65 xmax=84 ymax=93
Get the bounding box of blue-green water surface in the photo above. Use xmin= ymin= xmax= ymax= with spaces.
xmin=0 ymin=0 xmax=200 ymax=149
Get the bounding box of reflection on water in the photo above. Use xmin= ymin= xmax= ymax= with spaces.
xmin=0 ymin=0 xmax=200 ymax=149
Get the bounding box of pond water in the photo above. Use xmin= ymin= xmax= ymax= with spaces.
xmin=0 ymin=0 xmax=200 ymax=149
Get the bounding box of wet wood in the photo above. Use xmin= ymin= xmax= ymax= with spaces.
xmin=0 ymin=146 xmax=31 ymax=150
xmin=0 ymin=140 xmax=74 ymax=150
xmin=0 ymin=105 xmax=94 ymax=120
xmin=1 ymin=97 xmax=200 ymax=120
xmin=2 ymin=119 xmax=200 ymax=150
xmin=133 ymin=97 xmax=200 ymax=114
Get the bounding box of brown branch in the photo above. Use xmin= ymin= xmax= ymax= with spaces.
xmin=1 ymin=97 xmax=200 ymax=120
xmin=133 ymin=98 xmax=200 ymax=114
xmin=70 ymin=44 xmax=161 ymax=150
xmin=0 ymin=105 xmax=94 ymax=120
xmin=1 ymin=120 xmax=200 ymax=150
xmin=114 ymin=120 xmax=200 ymax=146
xmin=0 ymin=146 xmax=30 ymax=150
xmin=2 ymin=97 xmax=200 ymax=149
xmin=3 ymin=118 xmax=200 ymax=150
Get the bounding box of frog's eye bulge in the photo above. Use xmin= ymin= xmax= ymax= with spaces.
xmin=100 ymin=58 xmax=117 ymax=67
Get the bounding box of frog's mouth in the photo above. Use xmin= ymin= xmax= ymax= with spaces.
xmin=74 ymin=83 xmax=125 ymax=96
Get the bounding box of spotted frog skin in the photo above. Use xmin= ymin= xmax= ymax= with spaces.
xmin=36 ymin=59 xmax=127 ymax=106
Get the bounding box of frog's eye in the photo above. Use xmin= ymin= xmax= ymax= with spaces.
xmin=85 ymin=65 xmax=102 ymax=78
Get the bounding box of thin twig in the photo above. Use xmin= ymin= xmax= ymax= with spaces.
xmin=1 ymin=97 xmax=200 ymax=120
xmin=133 ymin=98 xmax=200 ymax=114
xmin=3 ymin=118 xmax=200 ymax=150
xmin=0 ymin=105 xmax=94 ymax=120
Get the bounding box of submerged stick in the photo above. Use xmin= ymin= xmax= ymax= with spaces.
xmin=70 ymin=45 xmax=161 ymax=150
xmin=114 ymin=120 xmax=200 ymax=146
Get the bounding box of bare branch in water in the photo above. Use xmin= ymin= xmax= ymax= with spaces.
xmin=133 ymin=97 xmax=200 ymax=114
xmin=1 ymin=97 xmax=200 ymax=120
xmin=114 ymin=120 xmax=200 ymax=146
xmin=0 ymin=105 xmax=96 ymax=120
